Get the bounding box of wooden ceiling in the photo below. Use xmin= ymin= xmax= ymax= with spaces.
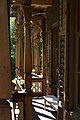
xmin=10 ymin=0 xmax=50 ymax=35
xmin=11 ymin=0 xmax=53 ymax=7
xmin=10 ymin=0 xmax=49 ymax=18
xmin=32 ymin=0 xmax=53 ymax=8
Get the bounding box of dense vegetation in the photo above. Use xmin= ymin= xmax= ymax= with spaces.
xmin=10 ymin=17 xmax=16 ymax=79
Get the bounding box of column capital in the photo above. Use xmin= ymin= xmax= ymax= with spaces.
xmin=22 ymin=6 xmax=32 ymax=22
xmin=16 ymin=6 xmax=24 ymax=24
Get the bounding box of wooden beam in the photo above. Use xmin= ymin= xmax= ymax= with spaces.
xmin=32 ymin=0 xmax=52 ymax=6
xmin=32 ymin=15 xmax=44 ymax=21
xmin=13 ymin=0 xmax=52 ymax=6
xmin=13 ymin=0 xmax=31 ymax=5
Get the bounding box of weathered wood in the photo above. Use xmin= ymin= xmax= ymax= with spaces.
xmin=0 ymin=0 xmax=11 ymax=99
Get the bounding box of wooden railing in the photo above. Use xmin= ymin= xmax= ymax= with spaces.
xmin=11 ymin=76 xmax=46 ymax=120
xmin=12 ymin=74 xmax=46 ymax=96
xmin=32 ymin=80 xmax=42 ymax=93
xmin=32 ymin=73 xmax=46 ymax=96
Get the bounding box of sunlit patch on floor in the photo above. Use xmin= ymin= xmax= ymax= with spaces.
xmin=32 ymin=97 xmax=57 ymax=120
xmin=38 ymin=115 xmax=56 ymax=120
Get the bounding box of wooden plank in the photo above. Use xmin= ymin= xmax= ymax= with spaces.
xmin=0 ymin=0 xmax=11 ymax=99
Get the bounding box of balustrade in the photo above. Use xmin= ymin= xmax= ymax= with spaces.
xmin=32 ymin=80 xmax=42 ymax=93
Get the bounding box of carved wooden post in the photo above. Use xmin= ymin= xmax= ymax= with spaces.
xmin=23 ymin=6 xmax=32 ymax=91
xmin=31 ymin=38 xmax=34 ymax=70
xmin=33 ymin=39 xmax=36 ymax=71
xmin=0 ymin=0 xmax=11 ymax=119
xmin=42 ymin=18 xmax=46 ymax=95
xmin=15 ymin=11 xmax=19 ymax=76
xmin=42 ymin=18 xmax=46 ymax=78
xmin=34 ymin=38 xmax=37 ymax=73
xmin=18 ymin=6 xmax=24 ymax=78
xmin=34 ymin=34 xmax=40 ymax=74
xmin=23 ymin=6 xmax=32 ymax=120
xmin=15 ymin=6 xmax=24 ymax=78
xmin=36 ymin=32 xmax=41 ymax=74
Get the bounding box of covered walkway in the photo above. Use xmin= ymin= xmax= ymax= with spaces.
xmin=0 ymin=0 xmax=80 ymax=120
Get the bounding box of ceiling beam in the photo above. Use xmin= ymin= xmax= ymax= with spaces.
xmin=32 ymin=0 xmax=52 ymax=6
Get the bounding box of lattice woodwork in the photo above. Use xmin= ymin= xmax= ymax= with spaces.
xmin=32 ymin=81 xmax=42 ymax=93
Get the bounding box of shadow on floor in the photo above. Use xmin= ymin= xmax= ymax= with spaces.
xmin=32 ymin=97 xmax=57 ymax=120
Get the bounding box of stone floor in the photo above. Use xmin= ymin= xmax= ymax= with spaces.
xmin=32 ymin=97 xmax=57 ymax=120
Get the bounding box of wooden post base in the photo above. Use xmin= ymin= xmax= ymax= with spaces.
xmin=0 ymin=99 xmax=11 ymax=120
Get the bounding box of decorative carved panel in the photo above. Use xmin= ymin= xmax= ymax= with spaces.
xmin=59 ymin=35 xmax=65 ymax=102
xmin=32 ymin=81 xmax=42 ymax=93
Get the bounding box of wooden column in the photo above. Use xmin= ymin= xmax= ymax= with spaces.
xmin=36 ymin=32 xmax=41 ymax=74
xmin=34 ymin=38 xmax=37 ymax=73
xmin=23 ymin=6 xmax=32 ymax=120
xmin=15 ymin=11 xmax=19 ymax=76
xmin=31 ymin=38 xmax=34 ymax=70
xmin=0 ymin=0 xmax=11 ymax=99
xmin=42 ymin=18 xmax=46 ymax=78
xmin=15 ymin=6 xmax=24 ymax=78
xmin=0 ymin=0 xmax=11 ymax=119
xmin=15 ymin=7 xmax=20 ymax=77
xmin=23 ymin=6 xmax=32 ymax=91
xmin=33 ymin=39 xmax=37 ymax=72
xmin=42 ymin=18 xmax=46 ymax=95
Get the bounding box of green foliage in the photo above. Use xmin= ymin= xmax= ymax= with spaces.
xmin=10 ymin=17 xmax=16 ymax=79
